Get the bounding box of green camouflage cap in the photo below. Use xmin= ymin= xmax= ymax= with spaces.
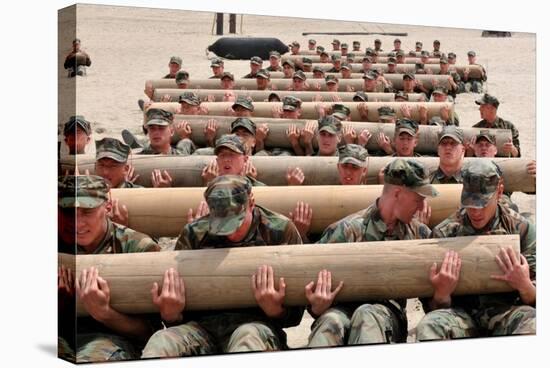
xmin=362 ymin=56 xmax=373 ymax=63
xmin=268 ymin=92 xmax=281 ymax=101
xmin=448 ymin=52 xmax=457 ymax=59
xmin=353 ymin=91 xmax=369 ymax=102
xmin=220 ymin=71 xmax=235 ymax=81
xmin=475 ymin=129 xmax=496 ymax=145
xmin=250 ymin=56 xmax=263 ymax=65
xmin=175 ymin=70 xmax=189 ymax=84
xmin=169 ymin=56 xmax=182 ymax=65
xmin=394 ymin=91 xmax=409 ymax=101
xmin=318 ymin=115 xmax=342 ymax=135
xmin=316 ymin=45 xmax=325 ymax=53
xmin=467 ymin=50 xmax=476 ymax=57
xmin=145 ymin=108 xmax=173 ymax=122
xmin=388 ymin=52 xmax=396 ymax=58
xmin=395 ymin=118 xmax=419 ymax=136
xmin=338 ymin=144 xmax=369 ymax=167
xmin=214 ymin=134 xmax=246 ymax=155
xmin=325 ymin=74 xmax=339 ymax=84
xmin=332 ymin=39 xmax=341 ymax=45
xmin=255 ymin=69 xmax=270 ymax=79
xmin=302 ymin=57 xmax=313 ymax=66
xmin=421 ymin=50 xmax=430 ymax=57
xmin=388 ymin=57 xmax=397 ymax=65
xmin=282 ymin=95 xmax=302 ymax=111
xmin=231 ymin=117 xmax=257 ymax=135
xmin=363 ymin=71 xmax=377 ymax=80
xmin=432 ymin=86 xmax=448 ymax=95
xmin=415 ymin=62 xmax=425 ymax=70
xmin=95 ymin=137 xmax=130 ymax=163
xmin=378 ymin=106 xmax=396 ymax=119
xmin=308 ymin=39 xmax=317 ymax=45
xmin=232 ymin=95 xmax=254 ymax=111
xmin=433 ymin=39 xmax=441 ymax=45
xmin=331 ymin=54 xmax=342 ymax=61
xmin=460 ymin=160 xmax=502 ymax=208
xmin=439 ymin=125 xmax=464 ymax=144
xmin=178 ymin=91 xmax=200 ymax=106
xmin=290 ymin=41 xmax=300 ymax=47
xmin=58 ymin=175 xmax=110 ymax=208
xmin=439 ymin=57 xmax=448 ymax=64
xmin=409 ymin=51 xmax=417 ymax=57
xmin=341 ymin=43 xmax=349 ymax=49
xmin=210 ymin=58 xmax=224 ymax=67
xmin=282 ymin=59 xmax=295 ymax=68
xmin=353 ymin=41 xmax=361 ymax=47
xmin=346 ymin=53 xmax=355 ymax=61
xmin=269 ymin=51 xmax=281 ymax=59
xmin=313 ymin=66 xmax=325 ymax=74
xmin=320 ymin=50 xmax=329 ymax=57
xmin=396 ymin=50 xmax=406 ymax=57
xmin=332 ymin=103 xmax=351 ymax=120
xmin=416 ymin=41 xmax=423 ymax=46
xmin=145 ymin=117 xmax=171 ymax=127
xmin=204 ymin=175 xmax=252 ymax=236
xmin=374 ymin=39 xmax=381 ymax=44
xmin=394 ymin=38 xmax=401 ymax=43
xmin=341 ymin=62 xmax=352 ymax=70
xmin=384 ymin=159 xmax=439 ymax=197
xmin=293 ymin=70 xmax=307 ymax=81
xmin=475 ymin=93 xmax=500 ymax=108
xmin=403 ymin=72 xmax=415 ymax=80
xmin=429 ymin=116 xmax=445 ymax=126
xmin=64 ymin=115 xmax=91 ymax=135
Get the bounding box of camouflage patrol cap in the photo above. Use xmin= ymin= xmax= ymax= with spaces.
xmin=231 ymin=117 xmax=257 ymax=135
xmin=415 ymin=62 xmax=425 ymax=70
xmin=353 ymin=91 xmax=369 ymax=102
xmin=175 ymin=70 xmax=189 ymax=84
xmin=268 ymin=92 xmax=281 ymax=102
xmin=378 ymin=106 xmax=396 ymax=120
xmin=365 ymin=48 xmax=375 ymax=56
xmin=58 ymin=175 xmax=110 ymax=208
xmin=338 ymin=144 xmax=369 ymax=167
xmin=64 ymin=115 xmax=91 ymax=135
xmin=73 ymin=38 xmax=81 ymax=44
xmin=388 ymin=52 xmax=396 ymax=58
xmin=394 ymin=91 xmax=409 ymax=101
xmin=232 ymin=96 xmax=254 ymax=111
xmin=332 ymin=39 xmax=341 ymax=45
xmin=396 ymin=50 xmax=406 ymax=57
xmin=374 ymin=39 xmax=381 ymax=44
xmin=467 ymin=50 xmax=476 ymax=57
xmin=439 ymin=57 xmax=448 ymax=64
xmin=438 ymin=125 xmax=464 ymax=144
xmin=210 ymin=58 xmax=224 ymax=67
xmin=302 ymin=57 xmax=313 ymax=66
xmin=403 ymin=72 xmax=415 ymax=80
xmin=448 ymin=52 xmax=457 ymax=59
xmin=255 ymin=69 xmax=270 ymax=79
xmin=145 ymin=108 xmax=174 ymax=122
xmin=169 ymin=56 xmax=182 ymax=65
xmin=409 ymin=51 xmax=417 ymax=57
xmin=460 ymin=160 xmax=502 ymax=208
xmin=387 ymin=57 xmax=397 ymax=66
xmin=320 ymin=50 xmax=329 ymax=57
xmin=316 ymin=45 xmax=325 ymax=53
xmin=293 ymin=70 xmax=307 ymax=81
xmin=340 ymin=62 xmax=352 ymax=71
xmin=433 ymin=39 xmax=441 ymax=45
xmin=325 ymin=74 xmax=339 ymax=84
xmin=313 ymin=66 xmax=325 ymax=74
xmin=282 ymin=59 xmax=295 ymax=68
xmin=269 ymin=51 xmax=281 ymax=59
xmin=214 ymin=134 xmax=246 ymax=155
xmin=346 ymin=53 xmax=355 ymax=61
xmin=394 ymin=38 xmax=401 ymax=43
xmin=363 ymin=56 xmax=373 ymax=63
xmin=429 ymin=116 xmax=445 ymax=126
xmin=475 ymin=93 xmax=500 ymax=108
xmin=353 ymin=40 xmax=360 ymax=47
xmin=309 ymin=39 xmax=317 ymax=45
xmin=250 ymin=56 xmax=263 ymax=65
xmin=341 ymin=43 xmax=349 ymax=49
xmin=416 ymin=41 xmax=423 ymax=46
xmin=475 ymin=129 xmax=496 ymax=145
xmin=145 ymin=116 xmax=171 ymax=127
xmin=395 ymin=118 xmax=419 ymax=136
xmin=282 ymin=95 xmax=302 ymax=111
xmin=95 ymin=137 xmax=131 ymax=163
xmin=363 ymin=71 xmax=377 ymax=80
xmin=318 ymin=115 xmax=342 ymax=135
xmin=383 ymin=159 xmax=439 ymax=197
xmin=432 ymin=86 xmax=448 ymax=95
xmin=332 ymin=104 xmax=351 ymax=120
xmin=220 ymin=72 xmax=235 ymax=81
xmin=204 ymin=175 xmax=252 ymax=236
xmin=331 ymin=54 xmax=342 ymax=61
xmin=421 ymin=50 xmax=430 ymax=57
xmin=178 ymin=91 xmax=200 ymax=106
xmin=290 ymin=41 xmax=300 ymax=47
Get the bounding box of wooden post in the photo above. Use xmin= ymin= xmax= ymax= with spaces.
xmin=229 ymin=14 xmax=236 ymax=34
xmin=216 ymin=13 xmax=224 ymax=36
xmin=59 ymin=234 xmax=520 ymax=316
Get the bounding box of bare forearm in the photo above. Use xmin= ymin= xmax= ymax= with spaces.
xmin=519 ymin=282 xmax=536 ymax=306
xmin=99 ymin=308 xmax=152 ymax=341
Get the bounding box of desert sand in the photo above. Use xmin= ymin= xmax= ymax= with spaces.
xmin=58 ymin=4 xmax=536 ymax=348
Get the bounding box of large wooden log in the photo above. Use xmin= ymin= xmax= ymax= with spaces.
xmin=106 ymin=185 xmax=462 ymax=237
xmin=146 ymin=74 xmax=452 ymax=92
xmin=152 ymin=89 xmax=426 ymax=103
xmin=282 ymin=55 xmax=441 ymax=64
xmin=146 ymin=101 xmax=454 ymax=122
xmin=296 ymin=50 xmax=427 ymax=57
xmin=59 ymin=234 xmax=519 ymax=315
xmin=63 ymin=156 xmax=533 ymax=193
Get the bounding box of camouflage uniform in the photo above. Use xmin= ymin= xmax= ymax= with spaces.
xmin=142 ymin=176 xmax=303 ymax=357
xmin=309 ymin=160 xmax=438 ymax=347
xmin=464 ymin=51 xmax=487 ymax=93
xmin=243 ymin=56 xmax=263 ymax=79
xmin=312 ymin=116 xmax=342 ymax=157
xmin=163 ymin=56 xmax=182 ymax=79
xmin=58 ymin=175 xmax=160 ymax=363
xmin=473 ymin=94 xmax=521 ymax=157
xmin=416 ymin=161 xmax=536 ymax=341
xmin=95 ymin=137 xmax=144 ymax=189
xmin=139 ymin=115 xmax=195 ymax=155
xmin=214 ymin=134 xmax=267 ymax=186
xmin=266 ymin=51 xmax=282 ymax=72
xmin=391 ymin=119 xmax=423 ymax=157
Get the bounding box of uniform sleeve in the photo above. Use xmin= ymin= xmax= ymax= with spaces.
xmin=317 ymin=218 xmax=362 ymax=244
xmin=520 ymin=221 xmax=536 ymax=281
xmin=175 ymin=224 xmax=195 ymax=250
xmin=283 ymin=221 xmax=303 ymax=245
xmin=510 ymin=122 xmax=521 ymax=157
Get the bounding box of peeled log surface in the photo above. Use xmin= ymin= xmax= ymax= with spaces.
xmin=146 ymin=74 xmax=452 ymax=92
xmin=296 ymin=50 xmax=429 ymax=57
xmin=59 ymin=234 xmax=519 ymax=315
xmin=110 ymin=185 xmax=460 ymax=237
xmin=63 ymin=156 xmax=532 ymax=194
xmin=146 ymin=101 xmax=454 ymax=122
xmin=282 ymin=55 xmax=441 ymax=64
xmin=152 ymin=89 xmax=426 ymax=103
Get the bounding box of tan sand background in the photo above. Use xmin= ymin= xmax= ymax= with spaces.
xmin=58 ymin=4 xmax=536 ymax=347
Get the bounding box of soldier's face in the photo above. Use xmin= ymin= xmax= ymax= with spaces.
xmin=438 ymin=138 xmax=465 ymax=165
xmin=403 ymin=78 xmax=415 ymax=91
xmin=362 ymin=61 xmax=372 ymax=70
xmin=332 ymin=60 xmax=341 ymax=68
xmin=474 ymin=138 xmax=498 ymax=158
xmin=338 ymin=163 xmax=366 ymax=185
xmin=180 ymin=102 xmax=200 ymax=115
xmin=394 ymin=42 xmax=401 ymax=50
xmin=169 ymin=63 xmax=180 ymax=75
xmin=74 ymin=203 xmax=110 ymax=248
xmin=388 ymin=64 xmax=396 ymax=72
xmin=64 ymin=127 xmax=90 ymax=154
xmin=313 ymin=71 xmax=324 ymax=79
xmin=283 ymin=64 xmax=294 ymax=77
xmin=216 ymin=148 xmax=248 ymax=176
xmin=395 ymin=133 xmax=417 ymax=156
xmin=433 ymin=93 xmax=447 ymax=103
xmin=468 ymin=55 xmax=476 ymax=64
xmin=72 ymin=42 xmax=81 ymax=52
xmin=232 ymin=128 xmax=255 ymax=154
xmin=147 ymin=125 xmax=172 ymax=150
xmin=269 ymin=57 xmax=279 ymax=67
xmin=320 ymin=55 xmax=330 ymax=63
xmin=250 ymin=63 xmax=261 ymax=73
xmin=176 ymin=82 xmax=188 ymax=89
xmin=395 ymin=188 xmax=426 ymax=223
xmin=95 ymin=158 xmax=128 ymax=188
xmin=233 ymin=106 xmax=253 ymax=117
xmin=318 ymin=131 xmax=339 ymax=155
xmin=221 ymin=78 xmax=235 ymax=90
xmin=292 ymin=78 xmax=305 ymax=90
xmin=479 ymin=104 xmax=497 ymax=121
xmin=342 ymin=69 xmax=351 ymax=78
xmin=421 ymin=56 xmax=429 ymax=63
xmin=327 ymin=82 xmax=338 ymax=92
xmin=364 ymin=79 xmax=377 ymax=92
xmin=308 ymin=43 xmax=316 ymax=50
xmin=211 ymin=65 xmax=223 ymax=76
xmin=303 ymin=65 xmax=312 ymax=73
xmin=466 ymin=190 xmax=501 ymax=230
xmin=282 ymin=109 xmax=300 ymax=119
xmin=440 ymin=63 xmax=449 ymax=73
xmin=396 ymin=56 xmax=405 ymax=63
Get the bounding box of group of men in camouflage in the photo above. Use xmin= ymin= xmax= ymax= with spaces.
xmin=58 ymin=37 xmax=536 ymax=363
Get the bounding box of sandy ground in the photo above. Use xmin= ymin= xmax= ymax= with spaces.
xmin=59 ymin=4 xmax=536 ymax=349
